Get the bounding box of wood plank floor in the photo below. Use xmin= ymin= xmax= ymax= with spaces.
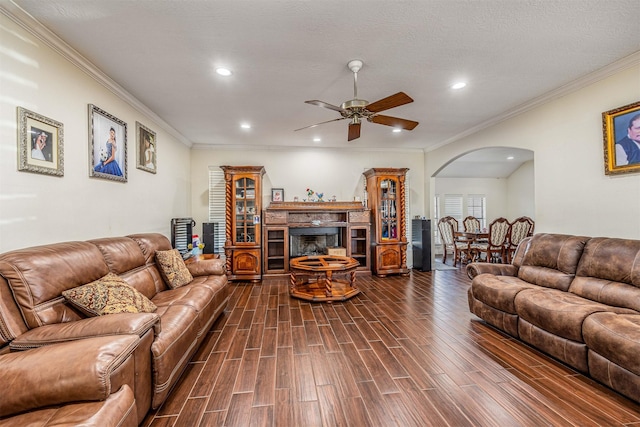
xmin=142 ymin=267 xmax=640 ymax=426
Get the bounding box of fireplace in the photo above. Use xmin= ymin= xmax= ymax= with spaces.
xmin=262 ymin=201 xmax=371 ymax=275
xmin=289 ymin=227 xmax=342 ymax=257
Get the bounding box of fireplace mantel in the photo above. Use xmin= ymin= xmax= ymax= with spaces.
xmin=262 ymin=202 xmax=371 ymax=276
xmin=266 ymin=201 xmax=365 ymax=211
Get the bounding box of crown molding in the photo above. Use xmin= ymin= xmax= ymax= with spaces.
xmin=190 ymin=143 xmax=425 ymax=153
xmin=427 ymin=50 xmax=640 ymax=152
xmin=0 ymin=0 xmax=192 ymax=147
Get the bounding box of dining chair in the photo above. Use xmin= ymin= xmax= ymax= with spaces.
xmin=506 ymin=216 xmax=534 ymax=262
xmin=471 ymin=217 xmax=510 ymax=263
xmin=438 ymin=216 xmax=471 ymax=266
xmin=463 ymin=216 xmax=481 ymax=233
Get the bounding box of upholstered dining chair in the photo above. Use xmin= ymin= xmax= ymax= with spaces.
xmin=471 ymin=217 xmax=510 ymax=263
xmin=506 ymin=216 xmax=535 ymax=262
xmin=463 ymin=216 xmax=481 ymax=233
xmin=438 ymin=216 xmax=471 ymax=266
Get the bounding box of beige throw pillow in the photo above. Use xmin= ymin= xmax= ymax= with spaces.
xmin=62 ymin=273 xmax=157 ymax=316
xmin=155 ymin=249 xmax=193 ymax=289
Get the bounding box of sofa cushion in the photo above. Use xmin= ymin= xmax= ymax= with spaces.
xmin=514 ymin=288 xmax=632 ymax=342
xmin=470 ymin=273 xmax=541 ymax=314
xmin=517 ymin=234 xmax=589 ymax=291
xmin=583 ymin=312 xmax=640 ymax=376
xmin=63 ymin=273 xmax=157 ymax=316
xmin=0 ymin=384 xmax=138 ymax=427
xmin=155 ymin=249 xmax=193 ymax=289
xmin=571 ymin=237 xmax=640 ymax=312
xmin=0 ymin=241 xmax=110 ymax=328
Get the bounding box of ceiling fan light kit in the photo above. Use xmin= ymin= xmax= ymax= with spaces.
xmin=296 ymin=59 xmax=419 ymax=141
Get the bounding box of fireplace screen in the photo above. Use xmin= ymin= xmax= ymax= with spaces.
xmin=290 ymin=227 xmax=342 ymax=257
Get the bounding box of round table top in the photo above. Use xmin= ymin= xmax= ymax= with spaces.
xmin=290 ymin=255 xmax=359 ymax=272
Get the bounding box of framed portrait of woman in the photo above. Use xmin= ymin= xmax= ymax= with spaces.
xmin=136 ymin=121 xmax=157 ymax=174
xmin=89 ymin=104 xmax=127 ymax=182
xmin=17 ymin=107 xmax=64 ymax=176
xmin=602 ymin=101 xmax=640 ymax=175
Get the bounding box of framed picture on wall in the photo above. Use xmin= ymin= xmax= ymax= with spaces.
xmin=17 ymin=107 xmax=64 ymax=176
xmin=271 ymin=188 xmax=284 ymax=202
xmin=602 ymin=101 xmax=640 ymax=175
xmin=89 ymin=104 xmax=127 ymax=182
xmin=136 ymin=121 xmax=156 ymax=174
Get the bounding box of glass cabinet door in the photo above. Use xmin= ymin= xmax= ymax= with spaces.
xmin=234 ymin=177 xmax=257 ymax=244
xmin=379 ymin=178 xmax=398 ymax=241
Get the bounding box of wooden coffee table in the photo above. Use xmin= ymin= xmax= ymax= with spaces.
xmin=289 ymin=255 xmax=360 ymax=302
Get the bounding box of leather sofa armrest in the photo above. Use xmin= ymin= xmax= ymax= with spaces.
xmin=0 ymin=335 xmax=139 ymax=418
xmin=187 ymin=258 xmax=226 ymax=277
xmin=10 ymin=312 xmax=159 ymax=351
xmin=466 ymin=262 xmax=518 ymax=280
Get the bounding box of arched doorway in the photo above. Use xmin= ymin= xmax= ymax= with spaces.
xmin=431 ymin=147 xmax=534 ymax=267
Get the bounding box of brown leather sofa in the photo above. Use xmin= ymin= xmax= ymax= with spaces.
xmin=467 ymin=233 xmax=640 ymax=403
xmin=0 ymin=233 xmax=229 ymax=425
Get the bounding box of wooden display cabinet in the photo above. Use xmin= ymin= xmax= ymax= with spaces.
xmin=221 ymin=165 xmax=265 ymax=281
xmin=364 ymin=168 xmax=409 ymax=277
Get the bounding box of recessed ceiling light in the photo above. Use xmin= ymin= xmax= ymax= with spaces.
xmin=216 ymin=67 xmax=232 ymax=76
xmin=507 ymin=156 xmax=515 ymax=160
xmin=392 ymin=128 xmax=402 ymax=133
xmin=240 ymin=123 xmax=251 ymax=129
xmin=313 ymin=137 xmax=321 ymax=142
xmin=451 ymin=82 xmax=467 ymax=90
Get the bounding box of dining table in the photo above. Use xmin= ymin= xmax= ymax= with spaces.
xmin=454 ymin=230 xmax=489 ymax=263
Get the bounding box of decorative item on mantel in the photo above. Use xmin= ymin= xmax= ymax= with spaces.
xmin=305 ymin=188 xmax=325 ymax=202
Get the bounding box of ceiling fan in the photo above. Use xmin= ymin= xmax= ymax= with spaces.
xmin=295 ymin=59 xmax=419 ymax=141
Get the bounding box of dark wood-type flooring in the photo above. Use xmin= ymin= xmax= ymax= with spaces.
xmin=142 ymin=265 xmax=640 ymax=426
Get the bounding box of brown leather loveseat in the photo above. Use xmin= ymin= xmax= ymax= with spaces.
xmin=0 ymin=233 xmax=229 ymax=425
xmin=467 ymin=233 xmax=640 ymax=403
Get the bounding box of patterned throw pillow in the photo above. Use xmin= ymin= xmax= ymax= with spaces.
xmin=155 ymin=249 xmax=193 ymax=289
xmin=62 ymin=273 xmax=157 ymax=316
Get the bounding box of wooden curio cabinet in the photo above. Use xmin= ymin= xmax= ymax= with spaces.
xmin=364 ymin=168 xmax=409 ymax=277
xmin=221 ymin=166 xmax=265 ymax=281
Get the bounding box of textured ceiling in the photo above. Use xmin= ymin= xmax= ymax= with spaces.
xmin=5 ymin=0 xmax=640 ymax=158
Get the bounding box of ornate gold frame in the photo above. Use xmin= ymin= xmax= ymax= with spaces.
xmin=603 ymin=101 xmax=640 ymax=175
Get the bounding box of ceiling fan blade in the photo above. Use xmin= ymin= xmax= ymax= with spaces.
xmin=369 ymin=115 xmax=419 ymax=130
xmin=294 ymin=117 xmax=347 ymax=132
xmin=365 ymin=92 xmax=414 ymax=113
xmin=305 ymin=100 xmax=345 ymax=113
xmin=348 ymin=122 xmax=361 ymax=141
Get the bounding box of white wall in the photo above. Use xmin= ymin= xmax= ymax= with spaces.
xmin=189 ymin=147 xmax=425 ymax=234
xmin=427 ymin=64 xmax=640 ymax=239
xmin=506 ymin=160 xmax=535 ymax=220
xmin=0 ymin=13 xmax=192 ymax=251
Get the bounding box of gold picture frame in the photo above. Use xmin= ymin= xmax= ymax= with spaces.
xmin=136 ymin=121 xmax=157 ymax=174
xmin=603 ymin=101 xmax=640 ymax=175
xmin=17 ymin=107 xmax=64 ymax=176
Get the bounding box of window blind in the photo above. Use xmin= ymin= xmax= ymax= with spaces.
xmin=208 ymin=167 xmax=226 ymax=255
xmin=443 ymin=194 xmax=463 ymax=223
